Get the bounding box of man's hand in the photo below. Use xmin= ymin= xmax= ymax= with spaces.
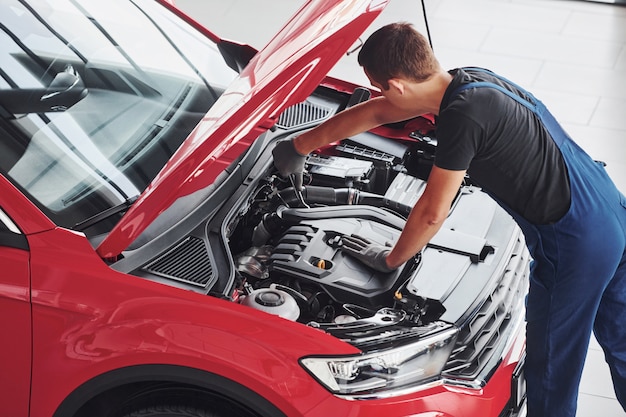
xmin=272 ymin=138 xmax=306 ymax=191
xmin=341 ymin=234 xmax=395 ymax=273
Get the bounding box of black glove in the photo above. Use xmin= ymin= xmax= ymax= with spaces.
xmin=341 ymin=234 xmax=395 ymax=273
xmin=272 ymin=138 xmax=306 ymax=191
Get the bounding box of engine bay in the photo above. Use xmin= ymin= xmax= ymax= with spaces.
xmin=226 ymin=126 xmax=468 ymax=329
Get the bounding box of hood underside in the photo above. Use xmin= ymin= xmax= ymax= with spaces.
xmin=96 ymin=0 xmax=389 ymax=258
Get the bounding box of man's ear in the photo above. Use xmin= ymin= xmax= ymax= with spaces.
xmin=388 ymin=78 xmax=405 ymax=95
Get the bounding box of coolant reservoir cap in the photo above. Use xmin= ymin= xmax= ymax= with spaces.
xmin=241 ymin=288 xmax=300 ymax=321
xmin=255 ymin=290 xmax=285 ymax=306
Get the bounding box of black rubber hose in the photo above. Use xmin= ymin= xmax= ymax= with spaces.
xmin=277 ymin=186 xmax=412 ymax=216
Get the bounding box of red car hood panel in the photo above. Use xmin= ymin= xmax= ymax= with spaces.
xmin=96 ymin=0 xmax=388 ymax=258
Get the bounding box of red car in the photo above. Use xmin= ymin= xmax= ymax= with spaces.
xmin=0 ymin=0 xmax=528 ymax=416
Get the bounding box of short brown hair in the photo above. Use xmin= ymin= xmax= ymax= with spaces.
xmin=358 ymin=22 xmax=440 ymax=90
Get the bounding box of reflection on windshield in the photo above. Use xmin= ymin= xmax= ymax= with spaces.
xmin=0 ymin=0 xmax=238 ymax=233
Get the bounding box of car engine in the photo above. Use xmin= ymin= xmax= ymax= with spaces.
xmin=225 ymin=128 xmax=497 ymax=329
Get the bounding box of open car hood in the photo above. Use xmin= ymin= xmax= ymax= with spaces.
xmin=96 ymin=0 xmax=389 ymax=258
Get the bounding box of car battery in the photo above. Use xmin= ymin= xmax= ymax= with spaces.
xmin=306 ymin=154 xmax=375 ymax=191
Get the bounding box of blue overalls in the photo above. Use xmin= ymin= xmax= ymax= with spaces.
xmin=450 ymin=68 xmax=626 ymax=417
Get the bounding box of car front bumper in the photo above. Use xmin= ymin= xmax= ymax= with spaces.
xmin=296 ymin=314 xmax=527 ymax=417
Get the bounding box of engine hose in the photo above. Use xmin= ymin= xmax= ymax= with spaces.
xmin=277 ymin=186 xmax=412 ymax=216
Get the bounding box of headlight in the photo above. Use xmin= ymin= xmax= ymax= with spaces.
xmin=300 ymin=324 xmax=458 ymax=396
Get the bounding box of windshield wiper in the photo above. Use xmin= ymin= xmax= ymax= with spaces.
xmin=74 ymin=195 xmax=138 ymax=231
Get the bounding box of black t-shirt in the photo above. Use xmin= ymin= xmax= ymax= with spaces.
xmin=435 ymin=68 xmax=570 ymax=224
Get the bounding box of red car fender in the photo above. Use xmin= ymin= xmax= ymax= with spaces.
xmin=27 ymin=227 xmax=357 ymax=417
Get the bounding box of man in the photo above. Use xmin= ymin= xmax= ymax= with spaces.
xmin=272 ymin=22 xmax=626 ymax=416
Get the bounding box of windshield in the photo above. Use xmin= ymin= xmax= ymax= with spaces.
xmin=0 ymin=0 xmax=238 ymax=234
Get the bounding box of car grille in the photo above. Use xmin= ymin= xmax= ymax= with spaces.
xmin=443 ymin=230 xmax=530 ymax=384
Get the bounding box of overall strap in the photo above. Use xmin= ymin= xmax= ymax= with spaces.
xmin=461 ymin=67 xmax=532 ymax=97
xmin=450 ymin=67 xmax=538 ymax=112
xmin=450 ymin=82 xmax=536 ymax=112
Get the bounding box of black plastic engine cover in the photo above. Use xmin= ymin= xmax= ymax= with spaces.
xmin=269 ymin=206 xmax=406 ymax=308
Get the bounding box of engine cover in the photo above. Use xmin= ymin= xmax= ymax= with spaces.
xmin=269 ymin=206 xmax=407 ymax=308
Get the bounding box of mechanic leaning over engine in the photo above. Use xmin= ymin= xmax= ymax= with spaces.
xmin=272 ymin=22 xmax=626 ymax=417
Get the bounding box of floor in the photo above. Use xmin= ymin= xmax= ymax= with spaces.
xmin=176 ymin=0 xmax=626 ymax=415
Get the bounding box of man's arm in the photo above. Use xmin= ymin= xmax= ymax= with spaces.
xmin=273 ymin=94 xmax=428 ymax=191
xmin=292 ymin=96 xmax=428 ymax=155
xmin=385 ymin=166 xmax=467 ymax=269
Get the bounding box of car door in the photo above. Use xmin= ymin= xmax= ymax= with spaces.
xmin=0 ymin=207 xmax=31 ymax=417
